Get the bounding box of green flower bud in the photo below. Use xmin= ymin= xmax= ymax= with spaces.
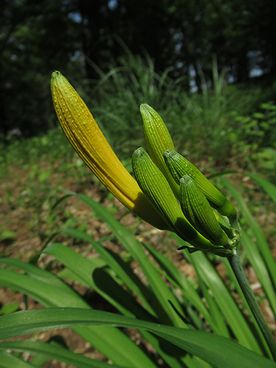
xmin=213 ymin=209 xmax=236 ymax=238
xmin=164 ymin=150 xmax=236 ymax=220
xmin=140 ymin=104 xmax=179 ymax=195
xmin=180 ymin=176 xmax=230 ymax=246
xmin=132 ymin=147 xmax=214 ymax=250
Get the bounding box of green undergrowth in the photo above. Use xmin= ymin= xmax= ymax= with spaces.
xmin=2 ymin=55 xmax=275 ymax=177
xmin=0 ymin=176 xmax=275 ymax=367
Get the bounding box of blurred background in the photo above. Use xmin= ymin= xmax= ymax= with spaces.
xmin=1 ymin=0 xmax=276 ymax=149
xmin=0 ymin=0 xmax=276 ymax=254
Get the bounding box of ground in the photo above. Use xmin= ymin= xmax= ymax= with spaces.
xmin=0 ymin=157 xmax=275 ymax=366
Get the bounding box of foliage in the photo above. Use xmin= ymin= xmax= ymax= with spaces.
xmin=2 ymin=59 xmax=273 ymax=171
xmin=231 ymin=102 xmax=276 ymax=179
xmin=1 ymin=0 xmax=276 ymax=136
xmin=0 ymin=174 xmax=275 ymax=367
xmin=85 ymin=54 xmax=274 ymax=162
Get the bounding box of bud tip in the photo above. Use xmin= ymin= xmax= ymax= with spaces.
xmin=133 ymin=146 xmax=145 ymax=158
xmin=51 ymin=70 xmax=62 ymax=81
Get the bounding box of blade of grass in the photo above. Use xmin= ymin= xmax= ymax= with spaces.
xmin=143 ymin=242 xmax=216 ymax=329
xmin=0 ymin=341 xmax=125 ymax=368
xmin=0 ymin=265 xmax=156 ymax=368
xmin=44 ymin=243 xmax=154 ymax=320
xmin=220 ymin=178 xmax=276 ymax=286
xmin=0 ymin=308 xmax=275 ymax=368
xmin=185 ymin=250 xmax=262 ymax=353
xmin=78 ymin=194 xmax=186 ymax=327
xmin=60 ymin=227 xmax=155 ymax=315
xmin=0 ymin=351 xmax=35 ymax=368
xmin=199 ymin=280 xmax=230 ymax=337
xmin=248 ymin=173 xmax=276 ymax=202
xmin=241 ymin=231 xmax=276 ymax=314
xmin=45 ymin=243 xmax=195 ymax=368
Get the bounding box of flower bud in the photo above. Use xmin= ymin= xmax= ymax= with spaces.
xmin=140 ymin=104 xmax=179 ymax=195
xmin=164 ymin=150 xmax=236 ymax=220
xmin=132 ymin=148 xmax=213 ymax=250
xmin=51 ymin=71 xmax=168 ymax=229
xmin=180 ymin=176 xmax=229 ymax=246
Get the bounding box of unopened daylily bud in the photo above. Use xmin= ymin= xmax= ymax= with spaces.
xmin=180 ymin=176 xmax=229 ymax=246
xmin=132 ymin=147 xmax=213 ymax=250
xmin=213 ymin=209 xmax=235 ymax=238
xmin=51 ymin=72 xmax=239 ymax=256
xmin=51 ymin=71 xmax=168 ymax=230
xmin=164 ymin=150 xmax=236 ymax=220
xmin=140 ymin=104 xmax=179 ymax=195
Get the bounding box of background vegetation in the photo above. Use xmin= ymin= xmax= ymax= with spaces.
xmin=1 ymin=0 xmax=276 ymax=137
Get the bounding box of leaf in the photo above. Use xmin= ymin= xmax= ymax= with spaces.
xmin=0 ymin=261 xmax=156 ymax=368
xmin=44 ymin=243 xmax=190 ymax=368
xmin=60 ymin=227 xmax=155 ymax=314
xmin=0 ymin=302 xmax=19 ymax=315
xmin=0 ymin=341 xmax=125 ymax=368
xmin=0 ymin=351 xmax=35 ymax=368
xmin=143 ymin=242 xmax=213 ymax=327
xmin=0 ymin=308 xmax=275 ymax=368
xmin=241 ymin=231 xmax=276 ymax=315
xmin=78 ymin=194 xmax=186 ymax=327
xmin=248 ymin=173 xmax=276 ymax=203
xmin=185 ymin=250 xmax=261 ymax=353
xmin=44 ymin=243 xmax=153 ymax=320
xmin=220 ymin=178 xmax=276 ymax=287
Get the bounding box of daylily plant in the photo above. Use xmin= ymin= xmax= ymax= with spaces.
xmin=51 ymin=71 xmax=238 ymax=255
xmin=51 ymin=71 xmax=276 ymax=360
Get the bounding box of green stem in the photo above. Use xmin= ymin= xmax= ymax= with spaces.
xmin=228 ymin=252 xmax=276 ymax=360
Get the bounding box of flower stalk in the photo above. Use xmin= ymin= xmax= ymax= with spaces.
xmin=229 ymin=252 xmax=276 ymax=360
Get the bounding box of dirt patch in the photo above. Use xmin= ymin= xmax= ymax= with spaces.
xmin=0 ymin=159 xmax=275 ymax=366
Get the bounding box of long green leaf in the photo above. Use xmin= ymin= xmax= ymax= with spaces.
xmin=249 ymin=173 xmax=276 ymax=202
xmin=0 ymin=308 xmax=275 ymax=368
xmin=0 ymin=351 xmax=35 ymax=368
xmin=199 ymin=280 xmax=230 ymax=337
xmin=185 ymin=251 xmax=261 ymax=353
xmin=44 ymin=244 xmax=193 ymax=368
xmin=143 ymin=241 xmax=215 ymax=328
xmin=0 ymin=263 xmax=155 ymax=368
xmin=78 ymin=194 xmax=185 ymax=327
xmin=0 ymin=341 xmax=125 ymax=368
xmin=220 ymin=178 xmax=276 ymax=286
xmin=44 ymin=242 xmax=152 ymax=319
xmin=241 ymin=232 xmax=276 ymax=315
xmin=60 ymin=227 xmax=155 ymax=315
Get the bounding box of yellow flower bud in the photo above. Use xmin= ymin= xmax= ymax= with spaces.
xmin=51 ymin=71 xmax=168 ymax=229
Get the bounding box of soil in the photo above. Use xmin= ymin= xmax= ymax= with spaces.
xmin=0 ymin=160 xmax=275 ymax=367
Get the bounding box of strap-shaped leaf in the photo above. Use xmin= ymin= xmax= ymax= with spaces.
xmin=0 ymin=341 xmax=124 ymax=368
xmin=0 ymin=308 xmax=275 ymax=368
